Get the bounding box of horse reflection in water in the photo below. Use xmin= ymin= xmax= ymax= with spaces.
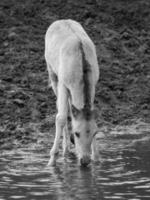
xmin=48 ymin=162 xmax=103 ymax=200
xmin=45 ymin=19 xmax=100 ymax=166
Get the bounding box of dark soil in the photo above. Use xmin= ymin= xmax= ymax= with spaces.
xmin=0 ymin=0 xmax=150 ymax=146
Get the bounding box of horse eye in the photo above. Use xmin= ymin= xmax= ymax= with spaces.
xmin=75 ymin=132 xmax=80 ymax=138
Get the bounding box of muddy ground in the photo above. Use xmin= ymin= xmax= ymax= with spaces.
xmin=0 ymin=0 xmax=150 ymax=148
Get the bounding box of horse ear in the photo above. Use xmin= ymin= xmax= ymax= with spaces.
xmin=72 ymin=105 xmax=80 ymax=118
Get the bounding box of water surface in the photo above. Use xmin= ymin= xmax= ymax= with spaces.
xmin=0 ymin=126 xmax=150 ymax=200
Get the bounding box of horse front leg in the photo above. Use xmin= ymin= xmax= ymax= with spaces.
xmin=48 ymin=84 xmax=68 ymax=166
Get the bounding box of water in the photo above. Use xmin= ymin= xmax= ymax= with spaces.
xmin=0 ymin=127 xmax=150 ymax=200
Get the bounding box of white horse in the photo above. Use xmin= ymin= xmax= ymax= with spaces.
xmin=45 ymin=19 xmax=99 ymax=166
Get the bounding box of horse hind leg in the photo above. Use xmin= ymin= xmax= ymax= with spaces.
xmin=62 ymin=123 xmax=70 ymax=157
xmin=62 ymin=100 xmax=72 ymax=156
xmin=91 ymin=137 xmax=99 ymax=162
